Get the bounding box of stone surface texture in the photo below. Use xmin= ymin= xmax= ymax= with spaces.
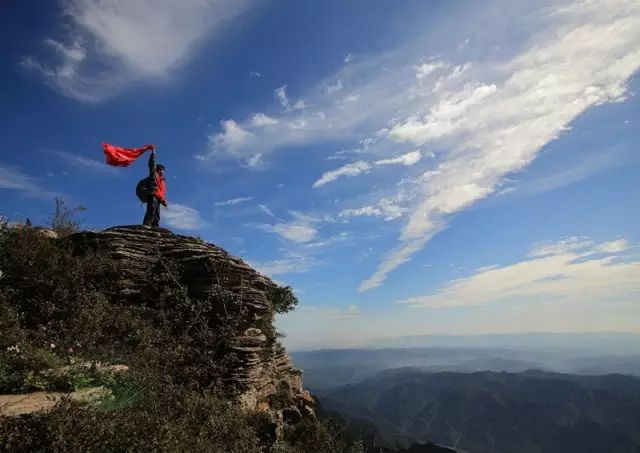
xmin=68 ymin=225 xmax=314 ymax=427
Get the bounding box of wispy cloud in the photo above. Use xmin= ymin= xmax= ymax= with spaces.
xmin=397 ymin=237 xmax=639 ymax=308
xmin=251 ymin=253 xmax=319 ymax=276
xmin=375 ymin=150 xmax=422 ymax=167
xmin=22 ymin=0 xmax=253 ymax=102
xmin=598 ymin=239 xmax=629 ymax=253
xmin=257 ymin=204 xmax=276 ymax=218
xmin=274 ymin=85 xmax=305 ymax=111
xmin=198 ymin=0 xmax=640 ymax=292
xmin=257 ymin=211 xmax=321 ymax=244
xmin=49 ymin=149 xmax=118 ymax=175
xmin=214 ymin=196 xmax=253 ymax=206
xmin=313 ymin=151 xmax=422 ymax=188
xmin=313 ymin=161 xmax=372 ymax=188
xmin=163 ymin=203 xmax=205 ymax=230
xmin=0 ymin=164 xmax=57 ymax=199
xmin=339 ymin=198 xmax=407 ymax=221
xmin=325 ymin=78 xmax=343 ymax=95
xmin=250 ymin=113 xmax=279 ymax=127
xmin=529 ymin=236 xmax=594 ymax=257
xmin=250 ymin=211 xmax=348 ymax=275
xmin=360 ymin=0 xmax=640 ymax=291
xmin=499 ymin=148 xmax=630 ymax=197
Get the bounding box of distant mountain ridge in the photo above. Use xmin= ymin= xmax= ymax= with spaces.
xmin=367 ymin=332 xmax=640 ymax=354
xmin=317 ymin=369 xmax=640 ymax=453
xmin=293 ymin=346 xmax=640 ymax=389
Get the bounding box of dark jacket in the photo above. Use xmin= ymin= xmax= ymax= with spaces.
xmin=148 ymin=153 xmax=166 ymax=202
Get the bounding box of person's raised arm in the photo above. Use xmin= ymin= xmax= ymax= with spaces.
xmin=148 ymin=149 xmax=156 ymax=177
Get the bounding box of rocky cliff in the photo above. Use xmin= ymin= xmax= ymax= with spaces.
xmin=0 ymin=224 xmax=317 ymax=443
xmin=67 ymin=225 xmax=314 ymax=424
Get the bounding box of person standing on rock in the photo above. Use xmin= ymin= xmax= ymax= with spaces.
xmin=143 ymin=147 xmax=168 ymax=228
xmin=102 ymin=142 xmax=168 ymax=227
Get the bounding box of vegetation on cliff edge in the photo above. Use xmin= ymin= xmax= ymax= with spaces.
xmin=0 ymin=221 xmax=363 ymax=453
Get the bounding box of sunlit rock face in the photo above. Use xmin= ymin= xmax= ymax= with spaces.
xmin=69 ymin=225 xmax=314 ymax=431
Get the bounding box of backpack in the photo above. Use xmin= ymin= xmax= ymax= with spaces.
xmin=136 ymin=176 xmax=156 ymax=203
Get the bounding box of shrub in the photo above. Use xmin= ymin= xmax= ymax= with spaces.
xmin=0 ymin=378 xmax=263 ymax=453
xmin=0 ymin=222 xmax=367 ymax=452
xmin=49 ymin=197 xmax=86 ymax=237
xmin=270 ymin=285 xmax=299 ymax=314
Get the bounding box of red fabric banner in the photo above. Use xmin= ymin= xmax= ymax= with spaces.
xmin=103 ymin=143 xmax=153 ymax=167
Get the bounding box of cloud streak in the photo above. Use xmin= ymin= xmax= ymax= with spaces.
xmin=163 ymin=203 xmax=205 ymax=230
xmin=198 ymin=0 xmax=640 ymax=292
xmin=22 ymin=0 xmax=253 ymax=102
xmin=49 ymin=149 xmax=118 ymax=175
xmin=313 ymin=151 xmax=422 ymax=188
xmin=215 ymin=196 xmax=254 ymax=206
xmin=397 ymin=237 xmax=639 ymax=308
xmin=251 ymin=253 xmax=319 ymax=276
xmin=360 ymin=0 xmax=640 ymax=291
xmin=0 ymin=164 xmax=58 ymax=199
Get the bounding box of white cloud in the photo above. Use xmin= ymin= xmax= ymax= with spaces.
xmin=529 ymin=236 xmax=594 ymax=257
xmin=250 ymin=71 xmax=262 ymax=78
xmin=196 ymin=0 xmax=640 ymax=293
xmin=397 ymin=238 xmax=640 ymax=308
xmin=259 ymin=220 xmax=318 ymax=243
xmin=257 ymin=204 xmax=276 ymax=218
xmin=339 ymin=198 xmax=406 ymax=221
xmin=274 ymin=85 xmax=289 ymax=108
xmin=304 ymin=231 xmax=350 ymax=249
xmin=325 ymin=79 xmax=343 ymax=94
xmin=341 ymin=94 xmax=360 ymax=104
xmin=389 ymin=83 xmax=498 ymax=144
xmin=22 ymin=0 xmax=253 ymax=103
xmin=313 ymin=161 xmax=372 ymax=188
xmin=360 ymin=0 xmax=640 ymax=291
xmin=250 ymin=113 xmax=279 ymax=127
xmin=598 ymin=239 xmax=629 ymax=253
xmin=0 ymin=164 xmax=57 ymax=199
xmin=375 ymin=150 xmax=422 ymax=166
xmin=251 ymin=253 xmax=318 ymax=276
xmin=163 ymin=203 xmax=205 ymax=230
xmin=313 ymin=151 xmax=422 ymax=188
xmin=274 ymin=84 xmax=305 ymax=111
xmin=254 ymin=209 xmax=342 ymax=245
xmin=207 ymin=119 xmax=253 ymax=156
xmin=245 ymin=153 xmax=263 ymax=168
xmin=50 ymin=149 xmax=118 ymax=175
xmin=415 ymin=60 xmax=448 ymax=80
xmin=214 ymin=196 xmax=253 ymax=206
xmin=292 ymin=100 xmax=306 ymax=110
xmin=344 ymin=53 xmax=355 ymax=63
xmin=0 ymin=166 xmax=42 ymax=192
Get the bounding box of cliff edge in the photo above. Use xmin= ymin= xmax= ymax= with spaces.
xmin=0 ymin=224 xmax=333 ymax=452
xmin=68 ymin=226 xmax=313 ymax=419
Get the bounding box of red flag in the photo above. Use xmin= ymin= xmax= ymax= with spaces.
xmin=103 ymin=143 xmax=153 ymax=167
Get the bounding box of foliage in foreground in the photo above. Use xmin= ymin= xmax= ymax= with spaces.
xmin=0 ymin=222 xmax=363 ymax=452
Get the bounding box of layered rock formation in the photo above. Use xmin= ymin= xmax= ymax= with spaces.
xmin=68 ymin=225 xmax=314 ymax=428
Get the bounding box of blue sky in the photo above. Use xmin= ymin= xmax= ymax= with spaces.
xmin=1 ymin=0 xmax=639 ymax=350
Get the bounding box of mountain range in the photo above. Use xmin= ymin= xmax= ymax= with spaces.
xmin=316 ymin=369 xmax=640 ymax=453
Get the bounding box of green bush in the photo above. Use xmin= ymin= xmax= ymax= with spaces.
xmin=0 ymin=222 xmax=366 ymax=452
xmin=0 ymin=380 xmax=262 ymax=453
